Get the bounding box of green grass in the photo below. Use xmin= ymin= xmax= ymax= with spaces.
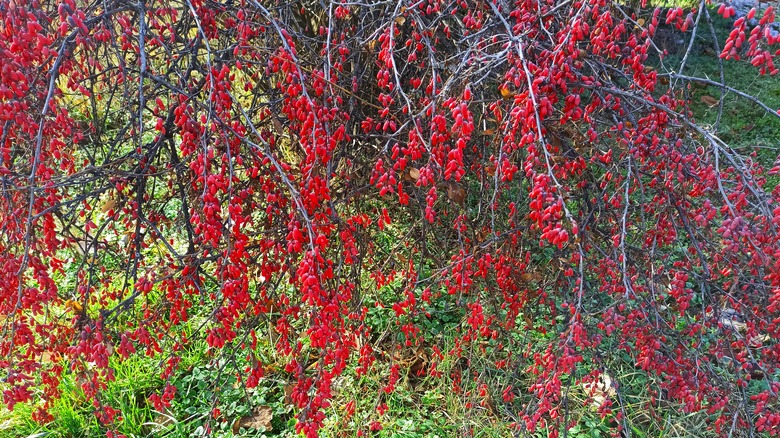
xmin=0 ymin=354 xmax=160 ymax=438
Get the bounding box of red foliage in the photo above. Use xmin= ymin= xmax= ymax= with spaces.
xmin=2 ymin=0 xmax=780 ymax=435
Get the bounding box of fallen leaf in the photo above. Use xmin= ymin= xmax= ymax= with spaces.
xmin=142 ymin=408 xmax=177 ymax=435
xmin=409 ymin=351 xmax=428 ymax=377
xmin=499 ymin=85 xmax=514 ymax=100
xmin=700 ymin=95 xmax=719 ymax=107
xmin=100 ymin=198 xmax=116 ymax=213
xmin=547 ymin=134 xmax=562 ymax=149
xmin=65 ymin=299 xmax=83 ymax=313
xmin=749 ymin=333 xmax=770 ymax=348
xmin=284 ymin=383 xmax=295 ymax=404
xmin=272 ymin=117 xmax=284 ymax=133
xmin=581 ymin=372 xmax=616 ymax=409
xmin=153 ymin=411 xmax=177 ymax=427
xmin=408 ymin=167 xmax=420 ymax=181
xmin=520 ymin=272 xmax=542 ymax=282
xmin=394 ymin=15 xmax=406 ymax=26
xmin=40 ymin=351 xmax=62 ymax=363
xmin=446 ymin=183 xmax=466 ymax=206
xmin=233 ymin=406 xmax=273 ymax=433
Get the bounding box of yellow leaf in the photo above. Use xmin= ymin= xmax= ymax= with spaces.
xmin=65 ymin=299 xmax=83 ymax=313
xmin=499 ymin=85 xmax=514 ymax=99
xmin=100 ymin=198 xmax=116 ymax=213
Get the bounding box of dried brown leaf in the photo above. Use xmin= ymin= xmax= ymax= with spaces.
xmin=446 ymin=183 xmax=466 ymax=206
xmin=233 ymin=406 xmax=273 ymax=433
xmin=700 ymin=95 xmax=719 ymax=107
xmin=284 ymin=383 xmax=295 ymax=405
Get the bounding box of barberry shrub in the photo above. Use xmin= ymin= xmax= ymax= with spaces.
xmin=2 ymin=0 xmax=780 ymax=436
